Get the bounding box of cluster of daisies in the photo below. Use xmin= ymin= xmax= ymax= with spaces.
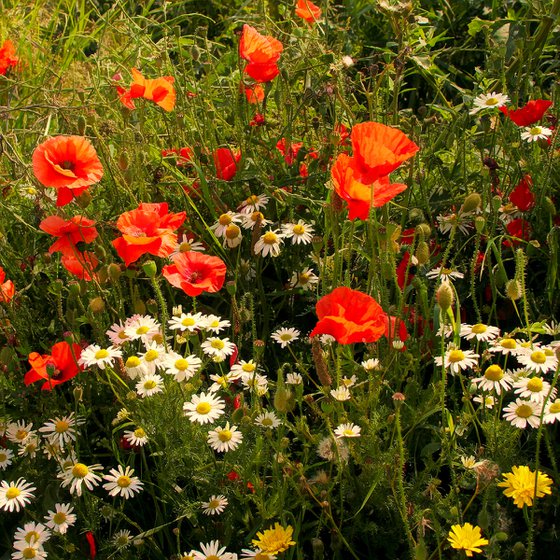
xmin=435 ymin=321 xmax=559 ymax=428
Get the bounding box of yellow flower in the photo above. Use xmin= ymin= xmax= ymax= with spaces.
xmin=251 ymin=523 xmax=295 ymax=554
xmin=498 ymin=465 xmax=553 ymax=508
xmin=447 ymin=523 xmax=489 ymax=557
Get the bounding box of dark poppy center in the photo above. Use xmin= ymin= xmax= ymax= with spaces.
xmin=60 ymin=160 xmax=74 ymax=170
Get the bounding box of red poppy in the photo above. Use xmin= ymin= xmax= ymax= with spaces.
xmin=32 ymin=136 xmax=104 ymax=207
xmin=116 ymin=85 xmax=135 ymax=110
xmin=245 ymin=62 xmax=280 ymax=82
xmin=350 ymin=122 xmax=419 ymax=183
xmin=0 ymin=266 xmax=14 ymax=303
xmin=214 ymin=147 xmax=241 ymax=181
xmin=0 ymin=40 xmax=18 ymax=75
xmin=124 ymin=68 xmax=176 ymax=112
xmin=162 ymin=147 xmax=193 ymax=166
xmin=250 ymin=113 xmax=266 ymax=127
xmin=499 ymin=100 xmax=552 ymax=127
xmin=295 ymin=0 xmax=322 ymax=23
xmin=113 ymin=203 xmax=185 ymax=266
xmin=309 ymin=287 xmax=387 ymax=344
xmin=276 ymin=138 xmax=304 ymax=166
xmin=61 ymin=251 xmax=99 ymax=281
xmin=245 ymin=84 xmax=265 ymax=104
xmin=385 ymin=315 xmax=409 ymax=344
xmin=396 ymin=251 xmax=414 ymax=290
xmin=162 ymin=252 xmax=227 ymax=297
xmin=39 ymin=215 xmax=98 ymax=255
xmin=331 ymin=153 xmax=408 ymax=220
xmin=239 ymin=25 xmax=283 ymax=83
xmin=504 ymin=218 xmax=532 ymax=247
xmin=24 ymin=341 xmax=83 ymax=391
xmin=509 ymin=174 xmax=535 ymax=212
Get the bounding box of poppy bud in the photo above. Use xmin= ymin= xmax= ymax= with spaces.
xmin=73 ymin=386 xmax=83 ymax=402
xmin=513 ymin=542 xmax=526 ymax=559
xmin=415 ymin=223 xmax=431 ymax=238
xmin=505 ymin=279 xmax=522 ymax=300
xmin=543 ymin=196 xmax=556 ymax=216
xmin=312 ymin=235 xmax=323 ymax=254
xmin=436 ymin=282 xmax=454 ymax=311
xmin=146 ymin=299 xmax=158 ymax=314
xmin=88 ymin=297 xmax=105 ymax=314
xmin=274 ymin=386 xmax=294 ymax=413
xmin=415 ymin=241 xmax=430 ymax=265
xmin=311 ymin=537 xmax=325 ymax=559
xmin=96 ymin=267 xmax=108 ymax=284
xmin=133 ymin=299 xmax=146 ymax=314
xmin=77 ymin=115 xmax=87 ymax=135
xmin=191 ymin=45 xmax=200 ymax=61
xmin=118 ymin=151 xmax=129 ymax=171
xmin=461 ymin=193 xmax=482 ymax=214
xmin=142 ymin=260 xmax=157 ymax=278
xmin=75 ymin=190 xmax=92 ymax=208
xmin=475 ymin=216 xmax=486 ymax=234
xmin=408 ymin=208 xmax=424 ymax=223
xmin=108 ymin=263 xmax=122 ymax=281
xmin=491 ymin=195 xmax=502 ymax=212
xmin=68 ymin=282 xmax=81 ymax=296
xmin=226 ymin=280 xmax=236 ymax=295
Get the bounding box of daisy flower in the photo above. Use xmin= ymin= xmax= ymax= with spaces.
xmin=502 ymin=398 xmax=541 ymax=429
xmin=39 ymin=413 xmax=83 ymax=448
xmin=290 ymin=268 xmax=319 ymax=290
xmin=58 ymin=462 xmax=103 ymax=496
xmin=183 ymin=392 xmax=226 ymax=424
xmin=223 ymin=224 xmax=243 ymax=248
xmin=175 ymin=233 xmax=206 ymax=253
xmin=79 ymin=344 xmax=122 ymax=370
xmin=488 ymin=337 xmax=522 ymax=355
xmin=241 ymin=549 xmax=277 ymax=559
xmin=113 ymin=529 xmax=132 ymax=549
xmin=434 ymin=347 xmax=479 ymax=374
xmin=103 ymin=465 xmax=143 ymax=499
xmin=473 ymin=393 xmax=496 ymax=408
xmin=11 ymin=541 xmax=47 ymax=560
xmin=191 ymin=540 xmax=237 ymax=560
xmin=436 ymin=213 xmax=472 ymax=236
xmin=241 ymin=211 xmax=271 ymax=230
xmin=341 ymin=375 xmax=357 ymax=387
xmin=460 ymin=323 xmax=500 ymax=342
xmin=238 ymin=193 xmax=269 ymax=214
xmin=513 ymin=376 xmax=556 ymax=403
xmin=271 ymin=327 xmax=300 ymax=348
xmin=123 ymin=355 xmax=147 ymax=380
xmin=163 ymin=352 xmax=202 ymax=382
xmin=45 ymin=503 xmax=76 ymax=534
xmin=211 ymin=212 xmax=242 ymax=238
xmin=0 ymin=478 xmax=36 ymax=512
xmin=254 ymin=411 xmax=280 ymax=429
xmin=362 ymin=358 xmax=380 ymax=371
xmin=253 ymin=230 xmax=284 ymax=257
xmin=201 ymin=337 xmax=236 ymax=360
xmin=106 ymin=321 xmax=131 ymax=346
xmin=209 ymin=371 xmax=241 ymax=392
xmin=461 ymin=456 xmax=484 ymax=470
xmin=516 ymin=347 xmax=558 ymax=374
xmin=498 ymin=465 xmax=553 ymax=508
xmin=124 ymin=314 xmax=160 ymax=342
xmin=123 ymin=427 xmax=149 ymax=447
xmin=334 ymin=423 xmax=361 ymax=438
xmin=281 ymin=220 xmax=314 ymax=245
xmin=6 ymin=421 xmax=35 ymax=445
xmin=470 ymin=364 xmax=512 ymax=394
xmin=207 ymin=422 xmax=243 ymax=452
xmin=520 ymin=125 xmax=553 ymax=142
xmin=140 ymin=342 xmax=167 ymax=374
xmin=168 ymin=312 xmax=205 ymax=333
xmin=543 ymin=399 xmax=560 ymax=424
xmin=201 ymin=494 xmax=228 ymax=515
xmin=241 ymin=373 xmax=269 ymax=395
xmin=202 ymin=315 xmax=231 ymax=333
xmin=447 ymin=523 xmax=489 ymax=556
xmin=135 ymin=373 xmax=164 ymax=398
xmin=18 ymin=435 xmax=40 ymax=459
xmin=13 ymin=521 xmax=50 ymax=547
xmin=469 ymin=91 xmax=510 ymax=115
xmin=426 ymin=266 xmax=464 ymax=282
xmin=230 ymin=359 xmax=261 ymax=377
xmin=0 ymin=448 xmax=14 ymax=470
xmin=330 ymin=386 xmax=351 ymax=401
xmin=286 ymin=372 xmax=303 ymax=385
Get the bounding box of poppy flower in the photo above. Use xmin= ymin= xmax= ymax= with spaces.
xmin=295 ymin=0 xmax=322 ymax=23
xmin=350 ymin=122 xmax=419 ymax=183
xmin=116 ymin=85 xmax=135 ymax=110
xmin=113 ymin=202 xmax=186 ymax=266
xmin=214 ymin=147 xmax=241 ymax=181
xmin=162 ymin=147 xmax=193 ymax=166
xmin=24 ymin=341 xmax=83 ymax=391
xmin=245 ymin=84 xmax=265 ymax=104
xmin=61 ymin=251 xmax=99 ymax=281
xmin=39 ymin=215 xmax=98 ymax=255
xmin=245 ymin=62 xmax=280 ymax=82
xmin=509 ymin=175 xmax=535 ymax=212
xmin=162 ymin=251 xmax=227 ymax=297
xmin=239 ymin=25 xmax=283 ymax=83
xmin=499 ymin=100 xmax=552 ymax=127
xmin=309 ymin=287 xmax=387 ymax=344
xmin=331 ymin=153 xmax=408 ymax=220
xmin=32 ymin=136 xmax=104 ymax=207
xmin=504 ymin=218 xmax=531 ymax=247
xmin=385 ymin=315 xmax=409 ymax=344
xmin=0 ymin=39 xmax=18 ymax=75
xmin=250 ymin=113 xmax=266 ymax=127
xmin=126 ymin=68 xmax=176 ymax=112
xmin=0 ymin=266 xmax=14 ymax=303
xmin=276 ymin=138 xmax=303 ymax=165
xmin=396 ymin=251 xmax=414 ymax=290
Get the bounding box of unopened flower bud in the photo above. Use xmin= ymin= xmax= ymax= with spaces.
xmin=77 ymin=115 xmax=87 ymax=136
xmin=415 ymin=241 xmax=430 ymax=265
xmin=88 ymin=297 xmax=105 ymax=314
xmin=75 ymin=190 xmax=92 ymax=208
xmin=505 ymin=279 xmax=522 ymax=300
xmin=134 ymin=299 xmax=146 ymax=314
xmin=142 ymin=260 xmax=157 ymax=278
xmin=461 ymin=193 xmax=482 ymax=214
xmin=108 ymin=263 xmax=122 ymax=281
xmin=475 ymin=216 xmax=486 ymax=234
xmin=118 ymin=151 xmax=130 ymax=171
xmin=415 ymin=223 xmax=431 ymax=238
xmin=436 ymin=282 xmax=454 ymax=311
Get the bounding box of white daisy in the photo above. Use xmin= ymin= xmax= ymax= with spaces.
xmin=513 ymin=376 xmax=556 ymax=403
xmin=542 ymin=320 xmax=560 ymax=336
xmin=470 ymin=91 xmax=510 ymax=115
xmin=253 ymin=230 xmax=284 ymax=257
xmin=241 ymin=372 xmax=269 ymax=395
xmin=6 ymin=421 xmax=35 ymax=445
xmin=281 ymin=220 xmax=314 ymax=245
xmin=209 ymin=371 xmax=242 ymax=393
xmin=436 ymin=213 xmax=472 ymax=235
xmin=230 ymin=359 xmax=261 ymax=377
xmin=240 ymin=211 xmax=271 ymax=230
xmin=502 ymin=398 xmax=541 ymax=429
xmin=488 ymin=337 xmax=522 ymax=355
xmin=202 ymin=315 xmax=231 ymax=334
xmin=473 ymin=394 xmax=496 ymax=409
xmin=211 ymin=212 xmax=242 ymax=238
xmin=39 ymin=413 xmax=82 ymax=448
xmin=11 ymin=541 xmax=47 ymax=560
xmin=362 ymin=358 xmax=380 ymax=371
xmin=163 ymin=352 xmax=202 ymax=382
xmin=254 ymin=411 xmax=280 ymax=429
xmin=0 ymin=478 xmax=36 ymax=512
xmin=238 ymin=193 xmax=269 ymax=214
xmin=334 ymin=423 xmax=361 ymax=438
xmin=316 ymin=436 xmax=349 ymax=462
xmin=471 ymin=364 xmax=512 ymax=394
xmin=434 ymin=347 xmax=479 ymax=374
xmin=103 ymin=465 xmax=143 ymax=499
xmin=516 ymin=347 xmax=558 ymax=374
xmin=241 ymin=549 xmax=277 ymax=559
xmin=286 ymin=373 xmax=303 ymax=385
xmin=201 ymin=337 xmax=236 ymax=360
xmin=201 ymin=494 xmax=228 ymax=515
xmin=223 ymin=224 xmax=243 ymax=248
xmin=106 ymin=321 xmax=131 ymax=346
xmin=271 ymin=327 xmax=300 ymax=348
xmin=45 ymin=503 xmax=76 ymax=534
xmin=461 ymin=456 xmax=484 ymax=470
xmin=13 ymin=522 xmax=50 ymax=547
xmin=330 ymin=386 xmax=351 ymax=401
xmin=113 ymin=529 xmax=132 ymax=549
xmin=124 ymin=315 xmax=160 ymax=342
xmin=135 ymin=373 xmax=164 ymax=398
xmin=426 ymin=266 xmax=464 ymax=282
xmin=0 ymin=448 xmax=14 ymax=470
xmin=123 ymin=355 xmax=147 ymax=380
xmin=460 ymin=323 xmax=500 ymax=342
xmin=140 ymin=342 xmax=167 ymax=374
xmin=183 ymin=392 xmax=226 ymax=424
xmin=175 ymin=233 xmax=206 ymax=254
xmin=341 ymin=375 xmax=357 ymax=388
xmin=543 ymin=399 xmax=560 ymax=424
xmin=18 ymin=435 xmax=40 ymax=459
xmin=207 ymin=422 xmax=243 ymax=452
xmin=58 ymin=462 xmax=103 ymax=496
xmin=168 ymin=312 xmax=205 ymax=333
xmin=520 ymin=125 xmax=553 ymax=142
xmin=290 ymin=268 xmax=319 ymax=290
xmin=123 ymin=427 xmax=149 ymax=447
xmin=79 ymin=344 xmax=122 ymax=370
xmin=191 ymin=540 xmax=236 ymax=560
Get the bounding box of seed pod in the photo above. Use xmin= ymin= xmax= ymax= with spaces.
xmin=75 ymin=190 xmax=92 ymax=209
xmin=311 ymin=337 xmax=332 ymax=387
xmin=108 ymin=263 xmax=122 ymax=282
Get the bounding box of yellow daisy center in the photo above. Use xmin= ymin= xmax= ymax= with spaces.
xmin=117 ymin=476 xmax=131 ymax=488
xmin=208 ymin=498 xmax=221 ymax=509
xmin=261 ymin=417 xmax=273 ymax=426
xmin=343 ymin=429 xmax=355 ymax=436
xmin=0 ymin=452 xmax=6 ymax=461
xmin=72 ymin=463 xmax=89 ymax=478
xmin=527 ymin=377 xmax=543 ymax=392
xmin=530 ymin=126 xmax=542 ymax=135
xmin=126 ymin=356 xmax=141 ymax=368
xmin=6 ymin=487 xmax=21 ymax=499
xmin=242 ymin=363 xmax=255 ymax=372
xmin=530 ymin=351 xmax=546 ymax=364
xmin=143 ymin=380 xmax=157 ymax=390
xmin=549 ymin=402 xmax=560 ymax=414
xmin=53 ymin=512 xmax=67 ymax=524
xmin=484 ymin=365 xmax=503 ymax=381
xmin=500 ymin=338 xmax=517 ymax=349
xmin=206 ymin=556 xmax=220 ymax=560
xmin=25 ymin=531 xmax=40 ymax=544
xmin=55 ymin=420 xmax=70 ymax=433
xmin=211 ymin=339 xmax=225 ymax=350
xmin=174 ymin=358 xmax=189 ymax=371
xmin=134 ymin=428 xmax=146 ymax=438
xmin=263 ymin=232 xmax=278 ymax=244
xmin=225 ymin=225 xmax=241 ymax=239
xmin=544 ymin=348 xmax=554 ymax=356
xmin=298 ymin=273 xmax=310 ymax=284
xmin=152 ymin=333 xmax=164 ymax=345
xmin=218 ymin=430 xmax=232 ymax=442
xmin=471 ymin=324 xmax=487 ymax=334
xmin=22 ymin=548 xmax=37 ymax=559
xmin=292 ymin=224 xmax=305 ymax=235
xmin=118 ymin=330 xmax=128 ymax=339
xmin=448 ymin=350 xmax=465 ymax=363
xmin=516 ymin=404 xmax=534 ymax=418
xmin=15 ymin=429 xmax=28 ymax=440
xmin=280 ymin=333 xmax=293 ymax=341
xmin=95 ymin=349 xmax=109 ymax=360
xmin=136 ymin=326 xmax=149 ymax=335
xmin=182 ymin=317 xmax=196 ymax=327
xmin=196 ymin=402 xmax=211 ymax=415
xmin=218 ymin=214 xmax=232 ymax=226
xmin=246 ymin=194 xmax=260 ymax=205
xmin=144 ymin=349 xmax=159 ymax=362
xmin=251 ymin=211 xmax=264 ymax=223
xmin=179 ymin=241 xmax=192 ymax=252
xmin=485 ymin=97 xmax=499 ymax=106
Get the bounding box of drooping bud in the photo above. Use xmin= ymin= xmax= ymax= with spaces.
xmin=311 ymin=337 xmax=332 ymax=387
xmin=415 ymin=241 xmax=430 ymax=265
xmin=77 ymin=115 xmax=87 ymax=136
xmin=505 ymin=279 xmax=522 ymax=300
xmin=436 ymin=282 xmax=454 ymax=311
xmin=460 ymin=193 xmax=482 ymax=214
xmin=88 ymin=297 xmax=105 ymax=314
